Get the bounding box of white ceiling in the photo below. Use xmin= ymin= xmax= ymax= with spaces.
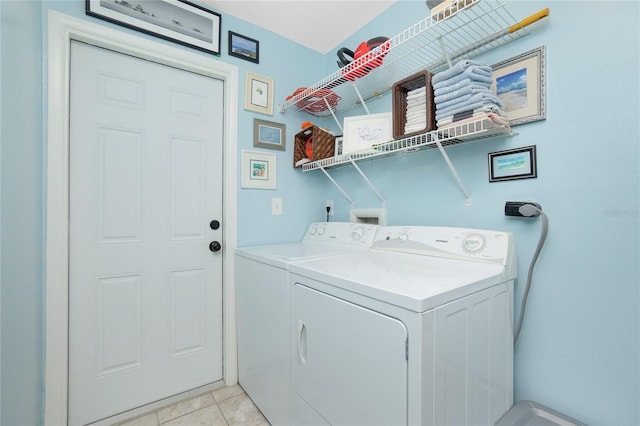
xmin=203 ymin=1 xmax=398 ymax=54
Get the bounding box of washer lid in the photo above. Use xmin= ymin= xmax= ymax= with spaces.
xmin=235 ymin=241 xmax=363 ymax=269
xmin=289 ymin=250 xmax=508 ymax=312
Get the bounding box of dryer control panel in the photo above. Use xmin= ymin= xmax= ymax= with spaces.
xmin=373 ymin=226 xmax=515 ymax=267
xmin=304 ymin=222 xmax=379 ymax=247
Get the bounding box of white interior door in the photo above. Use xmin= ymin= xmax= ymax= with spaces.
xmin=68 ymin=40 xmax=224 ymax=425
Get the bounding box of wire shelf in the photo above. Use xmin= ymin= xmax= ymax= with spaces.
xmin=301 ymin=118 xmax=512 ymax=172
xmin=282 ymin=0 xmax=530 ymax=117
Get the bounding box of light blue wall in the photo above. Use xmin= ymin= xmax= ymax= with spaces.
xmin=0 ymin=1 xmax=638 ymax=425
xmin=1 ymin=1 xmax=45 ymax=425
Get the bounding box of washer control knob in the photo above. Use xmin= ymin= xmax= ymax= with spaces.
xmin=398 ymin=233 xmax=409 ymax=243
xmin=309 ymin=226 xmax=317 ymax=236
xmin=463 ymin=234 xmax=485 ymax=252
xmin=317 ymin=226 xmax=326 ymax=236
xmin=351 ymin=227 xmax=364 ymax=240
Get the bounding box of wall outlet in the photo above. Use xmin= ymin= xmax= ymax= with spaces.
xmin=326 ymin=200 xmax=334 ymax=216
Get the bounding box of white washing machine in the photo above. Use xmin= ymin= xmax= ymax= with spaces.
xmin=235 ymin=222 xmax=379 ymax=425
xmin=289 ymin=225 xmax=517 ymax=426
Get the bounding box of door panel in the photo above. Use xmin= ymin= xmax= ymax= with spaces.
xmin=69 ymin=41 xmax=224 ymax=425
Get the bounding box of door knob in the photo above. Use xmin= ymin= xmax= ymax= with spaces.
xmin=210 ymin=220 xmax=220 ymax=230
xmin=209 ymin=241 xmax=222 ymax=252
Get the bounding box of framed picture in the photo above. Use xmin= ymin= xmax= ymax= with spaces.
xmin=342 ymin=112 xmax=393 ymax=154
xmin=228 ymin=31 xmax=259 ymax=63
xmin=241 ymin=150 xmax=277 ymax=189
xmin=491 ymin=46 xmax=546 ymax=126
xmin=488 ymin=145 xmax=537 ymax=182
xmin=245 ymin=72 xmax=274 ymax=116
xmin=86 ymin=0 xmax=221 ymax=55
xmin=334 ymin=136 xmax=344 ymax=156
xmin=253 ymin=119 xmax=285 ymax=151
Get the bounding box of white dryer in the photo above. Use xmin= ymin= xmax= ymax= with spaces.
xmin=235 ymin=222 xmax=379 ymax=425
xmin=289 ymin=226 xmax=517 ymax=426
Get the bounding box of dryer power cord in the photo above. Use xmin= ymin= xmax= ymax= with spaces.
xmin=514 ymin=204 xmax=548 ymax=344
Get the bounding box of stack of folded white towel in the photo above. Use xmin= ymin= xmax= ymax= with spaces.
xmin=432 ymin=59 xmax=508 ymax=129
xmin=404 ymin=86 xmax=427 ymax=134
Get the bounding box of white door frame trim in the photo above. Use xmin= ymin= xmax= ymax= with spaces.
xmin=45 ymin=11 xmax=239 ymax=425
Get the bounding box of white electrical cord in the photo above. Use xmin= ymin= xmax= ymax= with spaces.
xmin=514 ymin=205 xmax=548 ymax=344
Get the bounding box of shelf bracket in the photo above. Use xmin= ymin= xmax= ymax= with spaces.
xmin=434 ymin=139 xmax=471 ymax=206
xmin=351 ymin=83 xmax=371 ymax=115
xmin=319 ymin=165 xmax=354 ymax=205
xmin=438 ymin=37 xmax=453 ymax=69
xmin=323 ymin=97 xmax=343 ymax=133
xmin=348 ymin=157 xmax=386 ymax=206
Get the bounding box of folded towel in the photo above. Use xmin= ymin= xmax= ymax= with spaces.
xmin=436 ymin=105 xmax=506 ymax=126
xmin=407 ymin=86 xmax=426 ymax=96
xmin=435 ymin=88 xmax=496 ymax=111
xmin=434 ymin=84 xmax=493 ymax=104
xmin=406 ymin=99 xmax=427 ymax=108
xmin=435 ymin=97 xmax=503 ymax=121
xmin=432 ymin=60 xmax=492 ymax=85
xmin=433 ymin=66 xmax=494 ymax=90
xmin=434 ymin=78 xmax=491 ymax=97
xmin=435 ymin=92 xmax=503 ymax=119
xmin=438 ymin=112 xmax=509 ymax=130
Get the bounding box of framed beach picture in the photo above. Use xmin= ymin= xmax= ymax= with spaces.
xmin=86 ymin=0 xmax=221 ymax=55
xmin=241 ymin=150 xmax=277 ymax=189
xmin=491 ymin=46 xmax=546 ymax=126
xmin=253 ymin=119 xmax=285 ymax=151
xmin=488 ymin=145 xmax=537 ymax=182
xmin=228 ymin=31 xmax=259 ymax=63
xmin=245 ymin=72 xmax=274 ymax=116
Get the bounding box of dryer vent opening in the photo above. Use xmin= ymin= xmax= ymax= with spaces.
xmin=350 ymin=208 xmax=386 ymax=225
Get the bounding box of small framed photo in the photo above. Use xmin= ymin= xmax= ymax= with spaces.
xmin=242 ymin=150 xmax=277 ymax=189
xmin=86 ymin=0 xmax=221 ymax=55
xmin=491 ymin=46 xmax=546 ymax=126
xmin=245 ymin=72 xmax=274 ymax=116
xmin=334 ymin=136 xmax=344 ymax=156
xmin=253 ymin=118 xmax=285 ymax=151
xmin=488 ymin=145 xmax=537 ymax=182
xmin=342 ymin=112 xmax=393 ymax=154
xmin=228 ymin=31 xmax=259 ymax=63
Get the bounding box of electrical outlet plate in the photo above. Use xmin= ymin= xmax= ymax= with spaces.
xmin=326 ymin=200 xmax=334 ymax=216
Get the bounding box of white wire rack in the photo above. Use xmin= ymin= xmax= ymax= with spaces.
xmin=282 ymin=0 xmax=537 ymax=117
xmin=302 ymin=118 xmax=511 ymax=172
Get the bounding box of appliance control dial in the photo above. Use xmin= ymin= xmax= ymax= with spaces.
xmin=317 ymin=226 xmax=326 ymax=236
xmin=398 ymin=232 xmax=409 ymax=243
xmin=351 ymin=227 xmax=364 ymax=240
xmin=309 ymin=226 xmax=317 ymax=236
xmin=462 ymin=233 xmax=485 ymax=252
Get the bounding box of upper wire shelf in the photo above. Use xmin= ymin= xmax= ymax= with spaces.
xmin=282 ymin=0 xmax=537 ymax=117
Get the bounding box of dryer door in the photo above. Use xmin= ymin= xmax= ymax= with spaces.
xmin=294 ymin=283 xmax=408 ymax=426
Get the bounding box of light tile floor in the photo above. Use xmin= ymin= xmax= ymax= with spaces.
xmin=116 ymin=385 xmax=270 ymax=426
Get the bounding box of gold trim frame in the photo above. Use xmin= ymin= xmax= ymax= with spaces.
xmin=244 ymin=71 xmax=274 ymax=115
